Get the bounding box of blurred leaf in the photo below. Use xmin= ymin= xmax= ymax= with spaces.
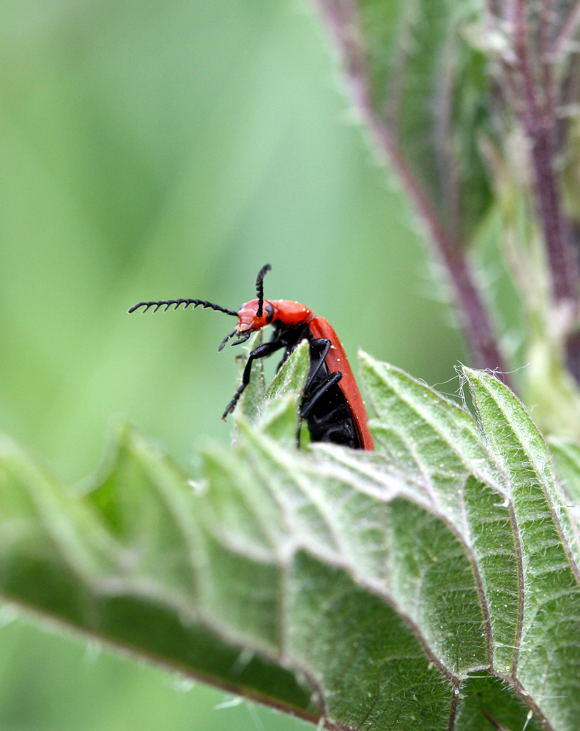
xmin=311 ymin=0 xmax=516 ymax=382
xmin=314 ymin=0 xmax=493 ymax=240
xmin=0 ymin=350 xmax=578 ymax=729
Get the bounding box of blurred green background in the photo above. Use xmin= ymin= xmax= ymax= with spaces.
xmin=0 ymin=0 xmax=464 ymax=728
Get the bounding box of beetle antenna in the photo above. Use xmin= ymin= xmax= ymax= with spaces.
xmin=255 ymin=263 xmax=271 ymax=318
xmin=128 ymin=298 xmax=238 ymax=316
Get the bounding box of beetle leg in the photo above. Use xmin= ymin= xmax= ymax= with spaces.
xmin=222 ymin=340 xmax=286 ymax=419
xmin=300 ymin=371 xmax=342 ymax=419
xmin=307 ymin=338 xmax=331 ymax=384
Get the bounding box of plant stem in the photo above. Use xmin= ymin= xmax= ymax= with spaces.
xmin=315 ymin=0 xmax=511 ymax=382
xmin=566 ymin=328 xmax=580 ymax=381
xmin=511 ymin=0 xmax=579 ymax=306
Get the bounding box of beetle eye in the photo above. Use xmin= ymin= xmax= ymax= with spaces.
xmin=265 ymin=303 xmax=274 ymax=323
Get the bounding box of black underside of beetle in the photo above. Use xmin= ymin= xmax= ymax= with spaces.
xmin=272 ymin=324 xmax=362 ymax=449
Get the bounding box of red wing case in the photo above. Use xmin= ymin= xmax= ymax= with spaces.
xmin=308 ymin=317 xmax=374 ymax=450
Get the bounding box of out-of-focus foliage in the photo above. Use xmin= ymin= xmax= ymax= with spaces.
xmin=0 ymin=1 xmax=466 ymax=728
xmin=0 ymin=349 xmax=577 ymax=729
xmin=354 ymin=0 xmax=494 ymax=238
xmin=314 ymin=0 xmax=580 ymax=441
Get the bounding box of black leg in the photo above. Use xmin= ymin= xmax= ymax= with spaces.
xmin=294 ymin=338 xmax=332 ymax=449
xmin=222 ymin=339 xmax=286 ymax=419
xmin=300 ymin=371 xmax=342 ymax=418
xmin=307 ymin=338 xmax=331 ymax=385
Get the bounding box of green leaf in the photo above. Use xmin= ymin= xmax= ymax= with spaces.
xmin=236 ymin=331 xmax=266 ymax=421
xmin=0 ymin=433 xmax=312 ymax=716
xmin=462 ymin=368 xmax=580 ymax=731
xmin=236 ymin=335 xmax=310 ymax=445
xmin=361 ymin=352 xmax=519 ymax=675
xmin=260 ymin=338 xmax=310 ymax=444
xmin=0 ymin=351 xmax=578 ymax=729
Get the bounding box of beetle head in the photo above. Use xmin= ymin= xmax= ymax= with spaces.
xmin=128 ymin=263 xmax=273 ymax=352
xmin=218 ymin=264 xmax=273 ymax=350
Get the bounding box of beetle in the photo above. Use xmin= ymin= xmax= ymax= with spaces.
xmin=128 ymin=264 xmax=373 ymax=450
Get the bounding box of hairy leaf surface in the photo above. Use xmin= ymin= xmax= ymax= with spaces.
xmin=0 ymin=350 xmax=577 ymax=729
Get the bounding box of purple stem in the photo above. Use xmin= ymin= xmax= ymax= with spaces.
xmin=512 ymin=0 xmax=579 ymax=305
xmin=315 ymin=0 xmax=511 ymax=381
xmin=565 ymin=325 xmax=580 ymax=381
xmin=538 ymin=0 xmax=555 ymax=119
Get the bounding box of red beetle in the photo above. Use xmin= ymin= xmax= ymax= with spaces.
xmin=129 ymin=265 xmax=373 ymax=450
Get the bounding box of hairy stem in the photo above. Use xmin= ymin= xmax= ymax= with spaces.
xmin=511 ymin=0 xmax=579 ymax=306
xmin=314 ymin=0 xmax=511 ymax=381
